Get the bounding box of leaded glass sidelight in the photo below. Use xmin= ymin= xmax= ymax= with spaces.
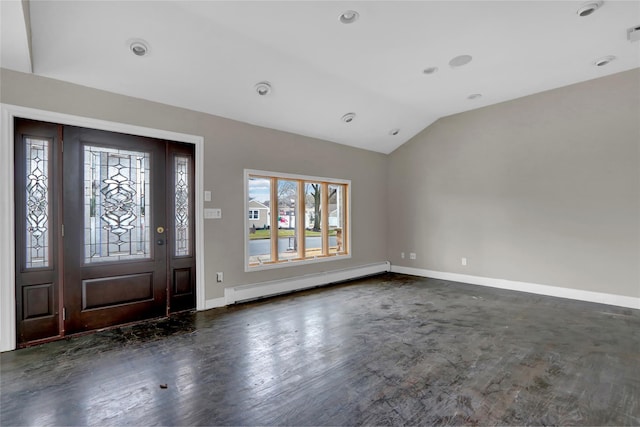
xmin=25 ymin=138 xmax=50 ymax=268
xmin=84 ymin=145 xmax=151 ymax=263
xmin=174 ymin=155 xmax=190 ymax=257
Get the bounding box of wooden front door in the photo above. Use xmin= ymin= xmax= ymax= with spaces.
xmin=14 ymin=119 xmax=196 ymax=345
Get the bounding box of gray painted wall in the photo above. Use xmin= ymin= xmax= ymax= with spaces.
xmin=388 ymin=69 xmax=640 ymax=298
xmin=1 ymin=69 xmax=389 ymax=300
xmin=2 ymin=67 xmax=638 ymax=301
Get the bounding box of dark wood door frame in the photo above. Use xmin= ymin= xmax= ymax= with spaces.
xmin=14 ymin=118 xmax=197 ymax=346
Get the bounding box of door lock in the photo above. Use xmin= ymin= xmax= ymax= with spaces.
xmin=156 ymin=226 xmax=165 ymax=234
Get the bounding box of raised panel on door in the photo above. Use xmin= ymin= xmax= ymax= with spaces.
xmin=62 ymin=126 xmax=168 ymax=334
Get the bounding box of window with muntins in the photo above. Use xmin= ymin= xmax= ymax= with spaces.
xmin=245 ymin=170 xmax=350 ymax=270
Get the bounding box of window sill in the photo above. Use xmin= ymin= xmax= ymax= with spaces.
xmin=246 ymin=253 xmax=352 ymax=272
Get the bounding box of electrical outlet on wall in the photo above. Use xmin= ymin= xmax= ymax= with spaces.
xmin=461 ymin=257 xmax=467 ymax=266
xmin=409 ymin=253 xmax=416 ymax=260
xmin=401 ymin=252 xmax=405 ymax=259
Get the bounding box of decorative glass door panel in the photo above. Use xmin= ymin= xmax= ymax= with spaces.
xmin=174 ymin=155 xmax=190 ymax=257
xmin=84 ymin=146 xmax=151 ymax=263
xmin=25 ymin=138 xmax=51 ymax=269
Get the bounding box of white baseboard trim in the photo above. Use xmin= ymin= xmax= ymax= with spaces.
xmin=224 ymin=262 xmax=390 ymax=305
xmin=390 ymin=265 xmax=640 ymax=310
xmin=205 ymin=297 xmax=226 ymax=310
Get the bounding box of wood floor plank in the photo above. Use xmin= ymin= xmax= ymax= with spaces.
xmin=1 ymin=273 xmax=639 ymax=426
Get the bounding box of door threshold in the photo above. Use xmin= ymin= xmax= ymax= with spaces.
xmin=18 ymin=315 xmax=177 ymax=349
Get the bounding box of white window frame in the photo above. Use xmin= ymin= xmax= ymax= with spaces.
xmin=244 ymin=169 xmax=351 ymax=272
xmin=249 ymin=209 xmax=260 ymax=220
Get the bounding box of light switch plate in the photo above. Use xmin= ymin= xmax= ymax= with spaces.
xmin=204 ymin=208 xmax=222 ymax=219
xmin=204 ymin=208 xmax=221 ymax=219
xmin=204 ymin=190 xmax=212 ymax=202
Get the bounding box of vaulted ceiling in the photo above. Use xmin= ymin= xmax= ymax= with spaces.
xmin=2 ymin=1 xmax=639 ymax=153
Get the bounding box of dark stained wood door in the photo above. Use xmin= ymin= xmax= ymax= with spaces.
xmin=62 ymin=126 xmax=169 ymax=334
xmin=14 ymin=119 xmax=196 ymax=345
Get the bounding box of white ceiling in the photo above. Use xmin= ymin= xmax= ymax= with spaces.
xmin=2 ymin=1 xmax=639 ymax=154
xmin=1 ymin=0 xmax=31 ymax=74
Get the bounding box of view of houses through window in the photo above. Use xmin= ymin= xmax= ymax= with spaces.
xmin=246 ymin=171 xmax=349 ymax=269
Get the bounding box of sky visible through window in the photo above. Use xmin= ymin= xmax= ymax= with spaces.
xmin=248 ymin=177 xmax=270 ymax=203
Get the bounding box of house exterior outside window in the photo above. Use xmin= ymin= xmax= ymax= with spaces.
xmin=245 ymin=169 xmax=350 ymax=271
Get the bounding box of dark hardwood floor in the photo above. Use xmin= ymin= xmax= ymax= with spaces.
xmin=1 ymin=273 xmax=639 ymax=426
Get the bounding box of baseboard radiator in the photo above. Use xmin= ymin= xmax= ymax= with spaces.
xmin=224 ymin=261 xmax=390 ymax=305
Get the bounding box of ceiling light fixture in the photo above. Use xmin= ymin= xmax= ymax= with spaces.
xmin=339 ymin=10 xmax=359 ymax=24
xmin=128 ymin=39 xmax=150 ymax=57
xmin=423 ymin=67 xmax=439 ymax=75
xmin=449 ymin=55 xmax=473 ymax=68
xmin=341 ymin=112 xmax=356 ymax=123
xmin=255 ymin=81 xmax=272 ymax=96
xmin=467 ymin=93 xmax=482 ymax=100
xmin=594 ymin=55 xmax=616 ymax=66
xmin=577 ymin=1 xmax=603 ymax=17
xmin=389 ymin=129 xmax=400 ymax=136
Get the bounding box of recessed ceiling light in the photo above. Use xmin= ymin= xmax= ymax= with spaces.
xmin=255 ymin=81 xmax=272 ymax=96
xmin=341 ymin=112 xmax=356 ymax=123
xmin=467 ymin=93 xmax=482 ymax=100
xmin=449 ymin=55 xmax=473 ymax=68
xmin=594 ymin=55 xmax=616 ymax=66
xmin=577 ymin=1 xmax=603 ymax=17
xmin=339 ymin=10 xmax=359 ymax=24
xmin=389 ymin=128 xmax=400 ymax=136
xmin=423 ymin=67 xmax=439 ymax=75
xmin=128 ymin=39 xmax=150 ymax=57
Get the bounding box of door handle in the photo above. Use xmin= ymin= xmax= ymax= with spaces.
xmin=157 ymin=239 xmax=165 ymax=246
